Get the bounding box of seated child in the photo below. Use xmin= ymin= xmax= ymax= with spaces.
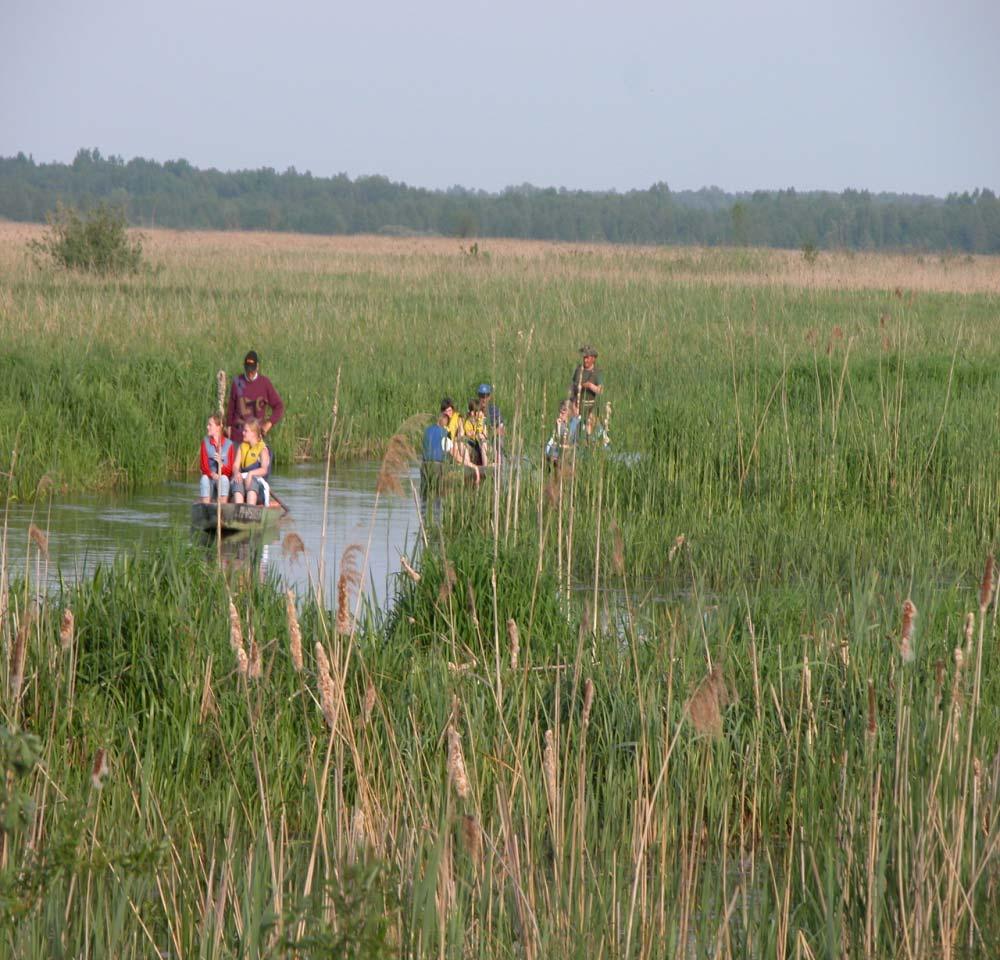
xmin=200 ymin=414 xmax=235 ymax=503
xmin=232 ymin=419 xmax=271 ymax=505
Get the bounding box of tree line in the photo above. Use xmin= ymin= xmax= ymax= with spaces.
xmin=2 ymin=148 xmax=998 ymax=253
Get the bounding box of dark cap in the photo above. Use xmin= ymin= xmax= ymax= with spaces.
xmin=477 ymin=383 xmax=492 ymax=396
xmin=440 ymin=396 xmax=455 ymax=411
xmin=579 ymin=345 xmax=597 ymax=358
xmin=243 ymin=350 xmax=259 ymax=369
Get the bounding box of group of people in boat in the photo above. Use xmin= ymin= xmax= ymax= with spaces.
xmin=199 ymin=349 xmax=285 ymax=506
xmin=422 ymin=344 xmax=608 ymax=482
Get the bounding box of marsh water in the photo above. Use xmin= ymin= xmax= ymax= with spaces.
xmin=2 ymin=461 xmax=423 ymax=603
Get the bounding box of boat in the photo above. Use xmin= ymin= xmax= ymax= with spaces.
xmin=190 ymin=501 xmax=284 ymax=536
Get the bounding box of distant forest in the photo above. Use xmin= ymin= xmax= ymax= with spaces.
xmin=2 ymin=149 xmax=999 ymax=252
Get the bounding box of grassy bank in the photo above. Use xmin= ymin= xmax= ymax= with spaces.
xmin=1 ymin=226 xmax=999 ymax=956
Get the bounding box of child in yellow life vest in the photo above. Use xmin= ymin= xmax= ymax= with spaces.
xmin=232 ymin=419 xmax=271 ymax=505
xmin=462 ymin=399 xmax=489 ymax=468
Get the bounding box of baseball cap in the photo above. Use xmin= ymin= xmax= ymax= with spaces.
xmin=477 ymin=383 xmax=492 ymax=396
xmin=579 ymin=345 xmax=597 ymax=358
xmin=244 ymin=350 xmax=259 ymax=369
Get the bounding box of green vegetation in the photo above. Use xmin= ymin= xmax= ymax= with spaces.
xmin=1 ymin=232 xmax=998 ymax=956
xmin=28 ymin=202 xmax=143 ymax=274
xmin=3 ymin=148 xmax=1000 ymax=251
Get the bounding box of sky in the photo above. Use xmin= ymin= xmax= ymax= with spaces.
xmin=2 ymin=0 xmax=998 ymax=197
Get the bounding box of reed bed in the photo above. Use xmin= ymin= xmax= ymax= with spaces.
xmin=1 ymin=226 xmax=999 ymax=957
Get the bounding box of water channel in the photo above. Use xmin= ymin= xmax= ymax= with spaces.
xmin=1 ymin=461 xmax=423 ymax=603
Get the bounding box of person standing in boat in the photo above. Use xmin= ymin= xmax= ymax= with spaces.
xmin=232 ymin=420 xmax=271 ymax=506
xmin=226 ymin=349 xmax=285 ymax=444
xmin=568 ymin=345 xmax=604 ymax=434
xmin=199 ymin=414 xmax=235 ymax=503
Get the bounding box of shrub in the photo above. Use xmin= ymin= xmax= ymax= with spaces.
xmin=29 ymin=202 xmax=143 ymax=274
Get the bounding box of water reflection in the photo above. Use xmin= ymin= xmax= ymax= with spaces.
xmin=2 ymin=462 xmax=422 ymax=603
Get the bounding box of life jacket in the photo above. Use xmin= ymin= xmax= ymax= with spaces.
xmin=238 ymin=439 xmax=269 ymax=477
xmin=203 ymin=435 xmax=233 ymax=472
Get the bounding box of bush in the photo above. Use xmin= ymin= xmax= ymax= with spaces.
xmin=29 ymin=202 xmax=143 ymax=274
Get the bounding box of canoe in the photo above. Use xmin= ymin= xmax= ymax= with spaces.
xmin=190 ymin=502 xmax=283 ymax=535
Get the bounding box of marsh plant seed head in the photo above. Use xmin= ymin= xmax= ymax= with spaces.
xmin=10 ymin=613 xmax=29 ymax=702
xmin=610 ymin=520 xmax=625 ymax=576
xmin=350 ymin=807 xmax=367 ymax=851
xmin=216 ymin=369 xmax=227 ymax=418
xmin=400 ymin=555 xmax=421 ymax=583
xmin=91 ymin=748 xmax=109 ymax=790
xmin=59 ymin=608 xmax=74 ymax=650
xmin=336 ymin=545 xmax=363 ymax=637
xmin=964 ymin=612 xmax=975 ymax=652
xmin=866 ymin=679 xmax=877 ymax=737
xmin=899 ymin=599 xmax=916 ymax=663
xmin=506 ymin=618 xmax=520 ymax=671
xmin=582 ymin=678 xmax=595 ymax=728
xmin=668 ymin=534 xmax=686 ymax=563
xmin=686 ymin=663 xmax=728 ymax=738
xmin=362 ymin=681 xmax=377 ymax=725
xmin=314 ymin=642 xmax=337 ymax=729
xmin=461 ymin=814 xmax=483 ymax=868
xmin=979 ymin=554 xmax=995 ymax=613
xmin=248 ymin=635 xmax=262 ymax=680
xmin=28 ymin=523 xmax=49 ymax=558
xmin=285 ymin=589 xmax=303 ymax=673
xmin=447 ymin=725 xmax=471 ymax=801
xmin=228 ymin=600 xmax=243 ymax=652
xmin=543 ymin=729 xmax=558 ymax=807
xmin=954 ymin=646 xmax=964 ymax=671
xmin=438 ymin=562 xmax=457 ymax=602
xmin=377 ymin=432 xmax=417 ymax=495
xmin=281 ymin=532 xmax=305 ymax=562
xmin=466 ymin=582 xmax=479 ymax=629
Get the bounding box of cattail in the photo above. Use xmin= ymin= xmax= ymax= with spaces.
xmin=235 ymin=646 xmax=249 ymax=677
xmin=10 ymin=611 xmax=30 ymax=701
xmin=350 ymin=807 xmax=367 ymax=852
xmin=506 ymin=618 xmax=520 ymax=671
xmin=91 ymin=748 xmax=109 ymax=790
xmin=447 ymin=724 xmax=471 ymax=800
xmin=964 ymin=612 xmax=975 ymax=653
xmin=336 ymin=545 xmax=363 ymax=637
xmin=582 ymin=678 xmax=595 ymax=728
xmin=866 ymin=679 xmax=877 ymax=737
xmin=686 ymin=663 xmax=728 ymax=737
xmin=248 ymin=635 xmax=262 ymax=680
xmin=461 ymin=814 xmax=483 ymax=868
xmin=899 ymin=599 xmax=916 ymax=663
xmin=954 ymin=646 xmax=965 ymax=671
xmin=668 ymin=534 xmax=686 ymax=563
xmin=216 ymin=369 xmax=227 ymax=419
xmin=400 ymin=555 xmax=421 ymax=583
xmin=315 ymin=642 xmax=338 ymax=730
xmin=228 ymin=600 xmax=248 ymax=675
xmin=438 ymin=562 xmax=457 ymax=602
xmin=377 ymin=430 xmax=418 ymax=495
xmin=610 ymin=520 xmax=625 ymax=576
xmin=28 ymin=523 xmax=48 ymax=558
xmin=285 ymin=590 xmax=303 ymax=672
xmin=59 ymin=608 xmax=74 ymax=650
xmin=466 ymin=582 xmax=479 ymax=629
xmin=362 ymin=681 xmax=377 ymax=725
xmin=542 ymin=729 xmax=558 ymax=809
xmin=979 ymin=555 xmax=995 ymax=614
xmin=281 ymin=532 xmax=305 ymax=561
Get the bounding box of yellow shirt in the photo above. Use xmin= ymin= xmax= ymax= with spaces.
xmin=445 ymin=411 xmax=462 ymax=441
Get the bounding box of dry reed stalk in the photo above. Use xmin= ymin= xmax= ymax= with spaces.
xmin=447 ymin=725 xmax=471 ymax=801
xmin=803 ymin=657 xmax=815 ymax=746
xmin=581 ymin=678 xmax=595 ymax=728
xmin=438 ymin=562 xmax=457 ymax=602
xmin=686 ymin=663 xmax=731 ymax=737
xmin=200 ymin=657 xmax=218 ymax=722
xmin=964 ymin=612 xmax=975 ymax=657
xmin=350 ymin=807 xmax=367 ymax=854
xmin=91 ymin=748 xmax=109 ymax=790
xmin=59 ymin=608 xmax=74 ymax=650
xmin=27 ymin=523 xmax=48 ymax=558
xmin=285 ymin=589 xmax=303 ymax=673
xmin=979 ymin=555 xmax=995 ymax=614
xmin=466 ymin=582 xmax=480 ymax=629
xmin=216 ymin=369 xmax=227 ymax=420
xmin=248 ymin=633 xmax=262 ymax=680
xmin=461 ymin=814 xmax=483 ymax=869
xmin=506 ymin=618 xmax=520 ymax=671
xmin=399 ymin=555 xmax=421 ymax=583
xmin=314 ymin=642 xmax=338 ymax=730
xmin=900 ymin=599 xmax=916 ymax=663
xmin=668 ymin=534 xmax=686 ymax=562
xmin=281 ymin=532 xmax=305 ymax=561
xmin=336 ymin=545 xmax=363 ymax=636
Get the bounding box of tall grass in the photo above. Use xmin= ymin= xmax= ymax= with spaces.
xmin=1 ymin=226 xmax=998 ymax=956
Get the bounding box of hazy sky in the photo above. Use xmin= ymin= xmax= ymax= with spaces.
xmin=2 ymin=0 xmax=997 ymax=196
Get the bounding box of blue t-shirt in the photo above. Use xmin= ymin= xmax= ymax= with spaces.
xmin=422 ymin=423 xmax=450 ymax=462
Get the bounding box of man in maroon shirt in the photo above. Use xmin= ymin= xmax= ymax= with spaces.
xmin=226 ymin=349 xmax=285 ymax=444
